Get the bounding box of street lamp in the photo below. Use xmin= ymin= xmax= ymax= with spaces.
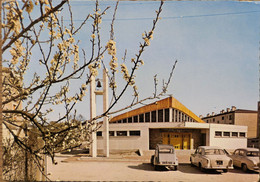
xmin=89 ymin=69 xmax=109 ymax=157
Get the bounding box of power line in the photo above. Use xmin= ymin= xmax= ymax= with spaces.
xmin=62 ymin=10 xmax=260 ymax=22
xmin=163 ymin=10 xmax=260 ymax=20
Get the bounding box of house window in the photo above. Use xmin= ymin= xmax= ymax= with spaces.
xmin=116 ymin=131 xmax=127 ymax=136
xmin=139 ymin=114 xmax=144 ymax=123
xmin=213 ymin=118 xmax=215 ymax=122
xmin=151 ymin=111 xmax=156 ymax=122
xmin=165 ymin=109 xmax=169 ymax=122
xmin=239 ymin=132 xmax=246 ymax=137
xmin=97 ymin=131 xmax=102 ymax=136
xmin=128 ymin=117 xmax=132 ymax=123
xmin=109 ymin=131 xmax=115 ymax=136
xmin=129 ymin=130 xmax=141 ymax=136
xmin=229 ymin=115 xmax=232 ymax=120
xmin=134 ymin=115 xmax=138 ymax=123
xmin=158 ymin=109 xmax=163 ymax=122
xmin=222 ymin=116 xmax=224 ymax=120
xmin=123 ymin=119 xmax=127 ymax=123
xmin=145 ymin=112 xmax=150 ymax=122
xmin=215 ymin=131 xmax=222 ymax=137
xmin=232 ymin=132 xmax=238 ymax=137
xmin=223 ymin=132 xmax=230 ymax=137
xmin=239 ymin=150 xmax=245 ymax=156
xmin=118 ymin=120 xmax=122 ymax=123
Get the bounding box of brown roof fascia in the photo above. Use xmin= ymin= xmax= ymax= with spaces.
xmin=110 ymin=96 xmax=205 ymax=123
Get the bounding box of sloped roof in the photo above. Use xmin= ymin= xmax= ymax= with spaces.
xmin=110 ymin=96 xmax=205 ymax=123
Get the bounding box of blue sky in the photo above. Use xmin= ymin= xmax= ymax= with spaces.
xmin=54 ymin=0 xmax=260 ymax=119
xmin=74 ymin=0 xmax=259 ymax=118
xmin=6 ymin=1 xmax=260 ymax=120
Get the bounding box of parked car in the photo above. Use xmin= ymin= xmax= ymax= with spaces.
xmin=229 ymin=148 xmax=259 ymax=172
xmin=190 ymin=146 xmax=233 ymax=173
xmin=150 ymin=144 xmax=178 ymax=170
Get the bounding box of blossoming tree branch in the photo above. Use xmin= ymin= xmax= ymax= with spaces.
xmin=1 ymin=0 xmax=176 ymax=178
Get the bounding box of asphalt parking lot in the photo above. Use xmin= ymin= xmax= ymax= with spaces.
xmin=47 ymin=154 xmax=259 ymax=182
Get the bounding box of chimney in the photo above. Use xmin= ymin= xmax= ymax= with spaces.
xmin=220 ymin=110 xmax=225 ymax=114
xmin=231 ymin=106 xmax=236 ymax=111
xmin=211 ymin=112 xmax=215 ymax=116
xmin=226 ymin=108 xmax=231 ymax=112
xmin=207 ymin=113 xmax=210 ymax=117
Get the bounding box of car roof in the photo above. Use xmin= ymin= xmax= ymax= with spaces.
xmin=156 ymin=144 xmax=174 ymax=149
xmin=235 ymin=148 xmax=259 ymax=152
xmin=198 ymin=146 xmax=223 ymax=150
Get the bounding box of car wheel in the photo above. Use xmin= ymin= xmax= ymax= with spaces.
xmin=199 ymin=163 xmax=204 ymax=172
xmin=223 ymin=169 xmax=228 ymax=173
xmin=173 ymin=166 xmax=178 ymax=171
xmin=190 ymin=158 xmax=194 ymax=167
xmin=154 ymin=165 xmax=160 ymax=171
xmin=150 ymin=155 xmax=154 ymax=166
xmin=242 ymin=164 xmax=248 ymax=172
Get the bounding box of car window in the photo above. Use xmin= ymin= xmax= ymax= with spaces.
xmin=246 ymin=151 xmax=259 ymax=157
xmin=234 ymin=150 xmax=240 ymax=155
xmin=239 ymin=150 xmax=245 ymax=156
xmin=204 ymin=149 xmax=225 ymax=155
xmin=159 ymin=148 xmax=174 ymax=153
xmin=198 ymin=148 xmax=203 ymax=155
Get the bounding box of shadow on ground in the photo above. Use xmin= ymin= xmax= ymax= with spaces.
xmin=128 ymin=163 xmax=227 ymax=175
xmin=128 ymin=163 xmax=155 ymax=171
xmin=228 ymin=167 xmax=259 ymax=174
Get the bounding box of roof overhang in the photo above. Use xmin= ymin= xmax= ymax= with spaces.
xmin=110 ymin=96 xmax=205 ymax=123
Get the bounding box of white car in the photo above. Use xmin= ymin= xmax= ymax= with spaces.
xmin=190 ymin=146 xmax=233 ymax=173
xmin=230 ymin=148 xmax=259 ymax=172
xmin=151 ymin=144 xmax=178 ymax=171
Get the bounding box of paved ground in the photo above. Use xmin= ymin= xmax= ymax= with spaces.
xmin=47 ymin=150 xmax=259 ymax=182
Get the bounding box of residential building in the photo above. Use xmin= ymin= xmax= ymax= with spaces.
xmin=202 ymin=107 xmax=258 ymax=148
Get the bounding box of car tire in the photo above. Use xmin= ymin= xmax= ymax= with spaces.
xmin=173 ymin=166 xmax=178 ymax=171
xmin=190 ymin=158 xmax=195 ymax=167
xmin=223 ymin=169 xmax=228 ymax=173
xmin=150 ymin=155 xmax=154 ymax=166
xmin=199 ymin=163 xmax=204 ymax=172
xmin=154 ymin=165 xmax=160 ymax=171
xmin=242 ymin=164 xmax=248 ymax=173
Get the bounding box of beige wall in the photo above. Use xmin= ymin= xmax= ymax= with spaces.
xmin=2 ymin=68 xmax=24 ymax=140
xmin=234 ymin=112 xmax=257 ymax=138
xmin=208 ymin=124 xmax=247 ymax=149
xmin=97 ymin=123 xmax=149 ymax=151
xmin=97 ymin=122 xmax=248 ymax=151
